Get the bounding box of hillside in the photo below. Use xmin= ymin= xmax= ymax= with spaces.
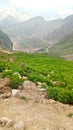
xmin=12 ymin=36 xmax=49 ymax=52
xmin=48 ymin=33 xmax=73 ymax=57
xmin=0 ymin=52 xmax=73 ymax=130
xmin=0 ymin=28 xmax=13 ymax=50
xmin=1 ymin=52 xmax=73 ymax=104
xmin=45 ymin=15 xmax=73 ymax=42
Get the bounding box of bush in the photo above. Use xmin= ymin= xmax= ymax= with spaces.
xmin=47 ymin=87 xmax=73 ymax=104
xmin=1 ymin=70 xmax=13 ymax=78
xmin=0 ymin=61 xmax=8 ymax=72
xmin=9 ymin=75 xmax=24 ymax=89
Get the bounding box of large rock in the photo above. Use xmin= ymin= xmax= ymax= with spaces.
xmin=0 ymin=78 xmax=12 ymax=98
xmin=6 ymin=119 xmax=14 ymax=128
xmin=0 ymin=117 xmax=14 ymax=127
xmin=14 ymin=120 xmax=25 ymax=130
xmin=22 ymin=80 xmax=36 ymax=90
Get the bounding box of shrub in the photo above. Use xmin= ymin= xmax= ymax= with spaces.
xmin=1 ymin=70 xmax=13 ymax=78
xmin=9 ymin=75 xmax=24 ymax=89
xmin=47 ymin=87 xmax=73 ymax=104
xmin=0 ymin=61 xmax=7 ymax=72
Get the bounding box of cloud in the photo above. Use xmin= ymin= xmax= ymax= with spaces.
xmin=8 ymin=0 xmax=73 ymax=11
xmin=0 ymin=0 xmax=73 ymax=20
xmin=0 ymin=6 xmax=31 ymax=21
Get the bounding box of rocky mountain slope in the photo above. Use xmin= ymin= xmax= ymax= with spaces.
xmin=46 ymin=15 xmax=73 ymax=42
xmin=0 ymin=16 xmax=63 ymax=52
xmin=1 ymin=14 xmax=73 ymax=55
xmin=0 ymin=28 xmax=13 ymax=50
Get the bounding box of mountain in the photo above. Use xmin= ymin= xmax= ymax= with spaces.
xmin=4 ymin=16 xmax=63 ymax=37
xmin=45 ymin=15 xmax=73 ymax=42
xmin=1 ymin=14 xmax=73 ymax=56
xmin=1 ymin=16 xmax=63 ymax=52
xmin=0 ymin=7 xmax=31 ymax=22
xmin=48 ymin=33 xmax=73 ymax=57
xmin=0 ymin=28 xmax=13 ymax=50
xmin=0 ymin=15 xmax=19 ymax=28
xmin=47 ymin=15 xmax=73 ymax=57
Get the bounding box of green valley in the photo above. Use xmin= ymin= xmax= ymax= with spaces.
xmin=0 ymin=52 xmax=73 ymax=104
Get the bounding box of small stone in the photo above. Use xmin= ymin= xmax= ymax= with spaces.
xmin=14 ymin=120 xmax=25 ymax=130
xmin=39 ymin=88 xmax=46 ymax=92
xmin=1 ymin=117 xmax=9 ymax=124
xmin=6 ymin=119 xmax=14 ymax=128
xmin=12 ymin=89 xmax=20 ymax=98
xmin=0 ymin=117 xmax=9 ymax=126
xmin=22 ymin=80 xmax=36 ymax=90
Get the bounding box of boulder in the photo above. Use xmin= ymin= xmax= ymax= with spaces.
xmin=14 ymin=120 xmax=25 ymax=130
xmin=6 ymin=119 xmax=14 ymax=128
xmin=12 ymin=89 xmax=20 ymax=98
xmin=0 ymin=117 xmax=9 ymax=126
xmin=22 ymin=80 xmax=36 ymax=90
xmin=0 ymin=117 xmax=14 ymax=127
xmin=0 ymin=78 xmax=12 ymax=98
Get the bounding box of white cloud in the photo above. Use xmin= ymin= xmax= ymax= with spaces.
xmin=8 ymin=0 xmax=73 ymax=11
xmin=0 ymin=0 xmax=73 ymax=20
xmin=0 ymin=6 xmax=31 ymax=21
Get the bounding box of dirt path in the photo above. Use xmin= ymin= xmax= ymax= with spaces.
xmin=0 ymin=88 xmax=73 ymax=130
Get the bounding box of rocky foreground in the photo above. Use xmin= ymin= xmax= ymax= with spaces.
xmin=0 ymin=78 xmax=73 ymax=130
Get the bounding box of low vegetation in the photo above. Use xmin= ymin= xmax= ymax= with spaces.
xmin=0 ymin=52 xmax=73 ymax=104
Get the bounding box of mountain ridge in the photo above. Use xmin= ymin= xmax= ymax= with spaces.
xmin=0 ymin=14 xmax=73 ymax=56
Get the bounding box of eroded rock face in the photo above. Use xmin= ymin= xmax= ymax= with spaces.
xmin=0 ymin=78 xmax=12 ymax=98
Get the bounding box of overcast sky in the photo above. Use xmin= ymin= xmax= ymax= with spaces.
xmin=0 ymin=0 xmax=73 ymax=21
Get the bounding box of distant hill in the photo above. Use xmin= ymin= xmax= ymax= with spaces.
xmin=1 ymin=14 xmax=73 ymax=56
xmin=0 ymin=28 xmax=13 ymax=50
xmin=1 ymin=16 xmax=63 ymax=52
xmin=48 ymin=33 xmax=73 ymax=57
xmin=45 ymin=15 xmax=73 ymax=42
xmin=4 ymin=16 xmax=63 ymax=37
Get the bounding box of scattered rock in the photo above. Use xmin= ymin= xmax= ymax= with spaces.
xmin=22 ymin=80 xmax=36 ymax=90
xmin=12 ymin=89 xmax=20 ymax=98
xmin=52 ymin=81 xmax=61 ymax=86
xmin=37 ymin=82 xmax=42 ymax=85
xmin=14 ymin=120 xmax=25 ymax=130
xmin=0 ymin=78 xmax=11 ymax=87
xmin=13 ymin=72 xmax=22 ymax=79
xmin=0 ymin=117 xmax=14 ymax=128
xmin=22 ymin=76 xmax=28 ymax=80
xmin=0 ymin=78 xmax=12 ymax=98
xmin=39 ymin=88 xmax=46 ymax=92
xmin=0 ymin=117 xmax=9 ymax=126
xmin=6 ymin=119 xmax=14 ymax=128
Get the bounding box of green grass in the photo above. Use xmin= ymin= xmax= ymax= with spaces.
xmin=0 ymin=51 xmax=73 ymax=104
